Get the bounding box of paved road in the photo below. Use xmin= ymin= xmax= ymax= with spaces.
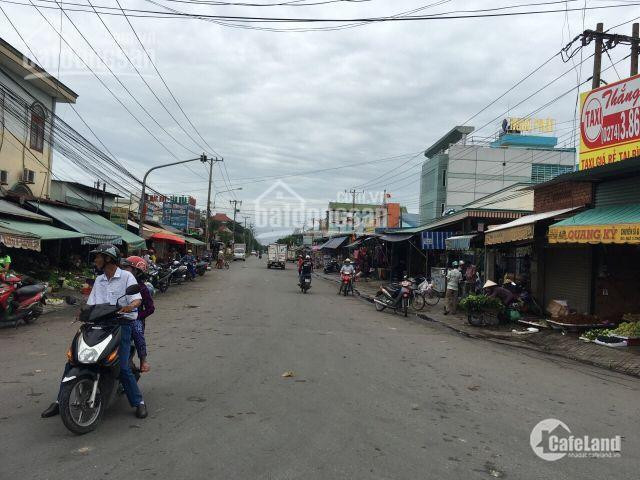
xmin=1 ymin=258 xmax=638 ymax=479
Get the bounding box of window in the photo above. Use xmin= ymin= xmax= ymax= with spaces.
xmin=531 ymin=163 xmax=574 ymax=183
xmin=29 ymin=103 xmax=45 ymax=152
xmin=22 ymin=169 xmax=35 ymax=184
xmin=441 ymin=203 xmax=446 ymax=215
xmin=0 ymin=170 xmax=7 ymax=185
xmin=442 ymin=168 xmax=447 ymax=187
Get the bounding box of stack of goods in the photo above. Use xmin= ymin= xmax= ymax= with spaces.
xmin=580 ymin=317 xmax=640 ymax=347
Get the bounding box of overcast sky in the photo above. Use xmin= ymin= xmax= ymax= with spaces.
xmin=1 ymin=0 xmax=637 ymax=239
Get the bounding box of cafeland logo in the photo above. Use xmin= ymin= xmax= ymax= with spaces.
xmin=530 ymin=418 xmax=622 ymax=461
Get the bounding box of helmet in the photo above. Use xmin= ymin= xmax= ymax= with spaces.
xmin=90 ymin=243 xmax=120 ymax=262
xmin=344 ymin=258 xmax=351 ymax=264
xmin=187 ymin=249 xmax=193 ymax=254
xmin=451 ymin=261 xmax=458 ymax=267
xmin=122 ymin=255 xmax=148 ymax=273
xmin=459 ymin=260 xmax=465 ymax=265
xmin=483 ymin=280 xmax=497 ymax=289
xmin=305 ymin=255 xmax=310 ymax=259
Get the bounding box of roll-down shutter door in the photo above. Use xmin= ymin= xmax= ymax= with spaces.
xmin=544 ymin=246 xmax=592 ymax=314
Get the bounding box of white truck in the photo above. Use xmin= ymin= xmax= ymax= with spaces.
xmin=233 ymin=243 xmax=247 ymax=261
xmin=267 ymin=244 xmax=287 ymax=269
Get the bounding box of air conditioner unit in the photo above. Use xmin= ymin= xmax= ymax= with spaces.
xmin=21 ymin=169 xmax=35 ymax=184
xmin=0 ymin=170 xmax=7 ymax=185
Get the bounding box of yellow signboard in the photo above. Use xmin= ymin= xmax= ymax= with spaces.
xmin=548 ymin=224 xmax=640 ymax=244
xmin=509 ymin=117 xmax=555 ymax=133
xmin=485 ymin=224 xmax=534 ymax=245
xmin=579 ymin=73 xmax=640 ymax=170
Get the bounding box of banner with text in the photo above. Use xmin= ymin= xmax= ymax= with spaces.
xmin=548 ymin=223 xmax=640 ymax=244
xmin=579 ymin=73 xmax=640 ymax=170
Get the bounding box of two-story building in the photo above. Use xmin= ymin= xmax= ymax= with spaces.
xmin=0 ymin=37 xmax=77 ymax=198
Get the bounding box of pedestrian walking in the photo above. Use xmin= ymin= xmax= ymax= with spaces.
xmin=444 ymin=261 xmax=462 ymax=315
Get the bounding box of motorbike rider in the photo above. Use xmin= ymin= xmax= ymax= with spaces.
xmin=41 ymin=244 xmax=148 ymax=420
xmin=182 ymin=249 xmax=196 ymax=278
xmin=121 ymin=256 xmax=155 ymax=373
xmin=299 ymin=254 xmax=313 ymax=286
xmin=339 ymin=258 xmax=355 ymax=293
xmin=216 ymin=248 xmax=225 ymax=269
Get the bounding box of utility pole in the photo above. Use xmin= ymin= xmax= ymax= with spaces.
xmin=101 ymin=182 xmax=106 ymax=212
xmin=592 ymin=22 xmax=604 ymax=89
xmin=345 ymin=188 xmax=362 ymax=209
xmin=242 ymin=215 xmax=250 ymax=247
xmin=204 ymin=156 xmax=224 ymax=249
xmin=632 ymin=23 xmax=639 ymax=76
xmin=230 ymin=199 xmax=242 ymax=246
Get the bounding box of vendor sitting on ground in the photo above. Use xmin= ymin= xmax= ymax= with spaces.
xmin=483 ymin=280 xmax=515 ymax=307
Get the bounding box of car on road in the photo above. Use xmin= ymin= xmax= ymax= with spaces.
xmin=233 ymin=243 xmax=247 ymax=261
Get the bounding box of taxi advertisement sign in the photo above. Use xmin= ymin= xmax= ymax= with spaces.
xmin=579 ymin=73 xmax=640 ymax=170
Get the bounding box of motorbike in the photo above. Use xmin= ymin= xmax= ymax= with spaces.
xmin=58 ymin=284 xmax=141 ymax=435
xmin=323 ymin=259 xmax=340 ymax=274
xmin=0 ymin=273 xmax=48 ymax=327
xmin=300 ymin=273 xmax=312 ymax=294
xmin=168 ymin=261 xmax=187 ymax=285
xmin=373 ymin=277 xmax=413 ymax=317
xmin=338 ymin=272 xmax=354 ymax=296
xmin=151 ymin=264 xmax=173 ymax=293
xmin=195 ymin=260 xmax=208 ymax=277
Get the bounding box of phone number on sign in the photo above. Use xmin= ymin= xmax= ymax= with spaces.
xmin=601 ymin=108 xmax=640 ymax=144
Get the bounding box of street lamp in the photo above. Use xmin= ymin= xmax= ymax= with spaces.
xmin=212 ymin=187 xmax=242 ymax=210
xmin=137 ymin=155 xmax=208 ymax=236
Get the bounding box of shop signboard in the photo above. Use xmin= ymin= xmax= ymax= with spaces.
xmin=485 ymin=224 xmax=534 ymax=246
xmin=579 ymin=73 xmax=640 ymax=170
xmin=110 ymin=206 xmax=129 ymax=228
xmin=303 ymin=235 xmax=313 ymax=246
xmin=548 ymin=223 xmax=640 ymax=244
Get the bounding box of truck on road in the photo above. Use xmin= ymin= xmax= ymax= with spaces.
xmin=267 ymin=244 xmax=287 ymax=269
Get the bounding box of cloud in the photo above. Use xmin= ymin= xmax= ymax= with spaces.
xmin=0 ymin=0 xmax=634 ymax=236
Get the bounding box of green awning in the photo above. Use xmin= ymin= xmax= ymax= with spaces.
xmin=84 ymin=213 xmax=147 ymax=250
xmin=185 ymin=237 xmax=206 ymax=246
xmin=0 ymin=219 xmax=85 ymax=241
xmin=29 ymin=202 xmax=121 ymax=245
xmin=548 ymin=203 xmax=640 ymax=244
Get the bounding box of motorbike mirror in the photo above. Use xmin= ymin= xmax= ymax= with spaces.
xmin=125 ymin=284 xmax=141 ymax=295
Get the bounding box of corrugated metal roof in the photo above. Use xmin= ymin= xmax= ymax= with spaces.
xmin=486 ymin=207 xmax=581 ymax=233
xmin=0 ymin=199 xmax=51 ymax=222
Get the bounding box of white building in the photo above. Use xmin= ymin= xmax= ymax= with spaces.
xmin=419 ymin=126 xmax=576 ymax=224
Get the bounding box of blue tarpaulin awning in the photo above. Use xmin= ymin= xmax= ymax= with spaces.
xmin=421 ymin=231 xmax=454 ymax=250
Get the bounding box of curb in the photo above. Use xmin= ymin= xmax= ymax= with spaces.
xmin=314 ymin=273 xmax=640 ymax=379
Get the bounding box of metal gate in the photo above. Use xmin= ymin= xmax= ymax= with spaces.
xmin=544 ymin=246 xmax=592 ymax=315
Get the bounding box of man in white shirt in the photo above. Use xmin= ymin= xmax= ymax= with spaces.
xmin=340 ymin=258 xmax=355 ymax=275
xmin=42 ymin=244 xmax=148 ymax=419
xmin=444 ymin=261 xmax=463 ymax=315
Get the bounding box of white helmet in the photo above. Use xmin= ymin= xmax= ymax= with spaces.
xmin=305 ymin=255 xmax=310 ymax=259
xmin=345 ymin=258 xmax=351 ymax=264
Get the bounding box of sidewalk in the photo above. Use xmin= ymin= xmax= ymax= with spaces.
xmin=315 ymin=271 xmax=640 ymax=378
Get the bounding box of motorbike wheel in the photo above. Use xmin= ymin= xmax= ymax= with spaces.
xmin=198 ymin=270 xmax=205 ymax=277
xmin=412 ymin=293 xmax=426 ymax=311
xmin=59 ymin=378 xmax=104 ymax=435
xmin=425 ymin=291 xmax=440 ymax=306
xmin=467 ymin=313 xmax=484 ymax=326
xmin=343 ymin=284 xmax=348 ymax=296
xmin=403 ymin=298 xmax=408 ymax=317
xmin=159 ymin=282 xmax=169 ymax=293
xmin=374 ymin=293 xmax=387 ymax=311
xmin=225 ymin=262 xmax=230 ymax=270
xmin=24 ymin=302 xmax=44 ymax=324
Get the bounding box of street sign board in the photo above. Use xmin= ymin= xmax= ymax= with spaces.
xmin=110 ymin=206 xmax=129 ymax=228
xmin=579 ymin=73 xmax=640 ymax=170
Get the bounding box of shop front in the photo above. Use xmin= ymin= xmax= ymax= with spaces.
xmin=548 ymin=203 xmax=640 ymax=320
xmin=485 ymin=208 xmax=580 ymax=303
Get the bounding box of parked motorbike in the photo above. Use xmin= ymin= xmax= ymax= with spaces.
xmin=58 ymin=284 xmax=141 ymax=435
xmin=153 ymin=264 xmax=173 ymax=293
xmin=195 ymin=260 xmax=208 ymax=277
xmin=300 ymin=273 xmax=312 ymax=294
xmin=169 ymin=261 xmax=188 ymax=285
xmin=323 ymin=259 xmax=340 ymax=274
xmin=338 ymin=272 xmax=354 ymax=296
xmin=0 ymin=273 xmax=48 ymax=327
xmin=373 ymin=277 xmax=413 ymax=317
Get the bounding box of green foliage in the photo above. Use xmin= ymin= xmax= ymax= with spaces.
xmin=459 ymin=294 xmax=505 ymax=313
